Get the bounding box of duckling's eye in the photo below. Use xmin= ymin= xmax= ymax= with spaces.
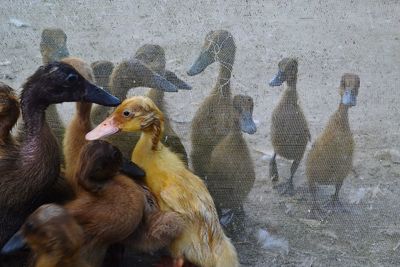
xmin=65 ymin=73 xmax=78 ymax=83
xmin=123 ymin=110 xmax=133 ymax=118
xmin=25 ymin=221 xmax=36 ymax=233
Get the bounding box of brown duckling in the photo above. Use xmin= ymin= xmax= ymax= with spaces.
xmin=268 ymin=58 xmax=311 ymax=195
xmin=207 ymin=95 xmax=256 ymax=237
xmin=65 ymin=140 xmax=183 ymax=267
xmin=306 ymin=73 xmax=360 ymax=217
xmin=133 ymin=44 xmax=191 ymax=165
xmin=39 ymin=28 xmax=70 ymax=146
xmin=0 ymin=62 xmax=120 ymax=253
xmin=0 ymin=82 xmax=20 ymax=159
xmin=1 ymin=204 xmax=88 ymax=267
xmin=103 ymin=58 xmax=180 ymax=159
xmin=187 ymin=30 xmax=235 ymax=178
xmin=90 ymin=60 xmax=115 ymax=126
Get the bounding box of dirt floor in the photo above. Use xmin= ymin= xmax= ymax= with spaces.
xmin=1 ymin=0 xmax=400 ymax=266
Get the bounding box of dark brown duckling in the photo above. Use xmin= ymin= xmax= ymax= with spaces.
xmin=1 ymin=204 xmax=89 ymax=267
xmin=306 ymin=73 xmax=360 ymax=218
xmin=207 ymin=95 xmax=256 ymax=239
xmin=104 ymin=58 xmax=180 ymax=159
xmin=90 ymin=60 xmax=115 ymax=126
xmin=39 ymin=28 xmax=70 ymax=146
xmin=0 ymin=82 xmax=20 ymax=159
xmin=65 ymin=140 xmax=183 ymax=267
xmin=187 ymin=30 xmax=235 ymax=178
xmin=268 ymin=58 xmax=311 ymax=195
xmin=0 ymin=62 xmax=120 ymax=262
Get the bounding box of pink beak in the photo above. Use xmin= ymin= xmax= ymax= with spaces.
xmin=86 ymin=117 xmax=120 ymax=140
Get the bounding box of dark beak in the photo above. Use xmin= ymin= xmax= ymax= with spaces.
xmin=148 ymin=73 xmax=179 ymax=92
xmin=240 ymin=111 xmax=257 ymax=134
xmin=187 ymin=50 xmax=215 ymax=76
xmin=164 ymin=70 xmax=192 ymax=90
xmin=269 ymin=70 xmax=285 ymax=87
xmin=1 ymin=232 xmax=26 ymax=255
xmin=83 ymin=82 xmax=121 ymax=106
xmin=120 ymin=158 xmax=145 ymax=180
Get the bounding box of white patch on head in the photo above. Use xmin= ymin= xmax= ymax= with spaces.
xmin=36 ymin=204 xmax=66 ymax=223
xmin=48 ymin=66 xmax=59 ymax=74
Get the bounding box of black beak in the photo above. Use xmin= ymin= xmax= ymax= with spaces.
xmin=1 ymin=232 xmax=26 ymax=255
xmin=120 ymin=158 xmax=146 ymax=180
xmin=164 ymin=70 xmax=192 ymax=90
xmin=83 ymin=82 xmax=121 ymax=106
xmin=187 ymin=50 xmax=215 ymax=76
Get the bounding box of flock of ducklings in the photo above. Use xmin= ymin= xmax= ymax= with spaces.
xmin=0 ymin=27 xmax=361 ymax=267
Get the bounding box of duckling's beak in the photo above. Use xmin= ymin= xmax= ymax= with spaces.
xmin=240 ymin=111 xmax=257 ymax=135
xmin=1 ymin=231 xmax=26 ymax=255
xmin=148 ymin=73 xmax=179 ymax=92
xmin=342 ymin=88 xmax=357 ymax=106
xmin=269 ymin=70 xmax=285 ymax=87
xmin=83 ymin=82 xmax=121 ymax=106
xmin=86 ymin=116 xmax=120 ymax=140
xmin=187 ymin=50 xmax=215 ymax=76
xmin=164 ymin=70 xmax=192 ymax=90
xmin=120 ymin=158 xmax=145 ymax=179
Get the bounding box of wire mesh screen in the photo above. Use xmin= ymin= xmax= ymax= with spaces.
xmin=0 ymin=0 xmax=399 ymax=266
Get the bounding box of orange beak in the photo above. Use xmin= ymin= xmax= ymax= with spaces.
xmin=86 ymin=116 xmax=120 ymax=140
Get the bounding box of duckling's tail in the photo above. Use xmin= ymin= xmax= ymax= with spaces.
xmin=215 ymin=235 xmax=239 ymax=267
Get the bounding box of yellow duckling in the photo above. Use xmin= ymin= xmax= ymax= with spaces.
xmin=86 ymin=96 xmax=239 ymax=267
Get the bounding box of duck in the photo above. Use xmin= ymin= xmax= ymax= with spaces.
xmin=207 ymin=94 xmax=257 ymax=237
xmin=65 ymin=140 xmax=183 ymax=267
xmin=38 ymin=28 xmax=70 ymax=146
xmin=86 ymin=96 xmax=239 ymax=267
xmin=0 ymin=62 xmax=120 ymax=253
xmin=90 ymin=60 xmax=115 ymax=126
xmin=306 ymin=73 xmax=360 ymax=218
xmin=268 ymin=57 xmax=311 ymax=195
xmin=133 ymin=44 xmax=192 ymax=165
xmin=0 ymin=82 xmax=20 ymax=159
xmin=103 ymin=58 xmax=181 ymax=159
xmin=1 ymin=204 xmax=89 ymax=267
xmin=187 ymin=30 xmax=235 ymax=178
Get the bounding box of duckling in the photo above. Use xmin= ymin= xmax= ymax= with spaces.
xmin=1 ymin=204 xmax=88 ymax=267
xmin=187 ymin=30 xmax=235 ymax=178
xmin=39 ymin=28 xmax=70 ymax=146
xmin=306 ymin=73 xmax=360 ymax=217
xmin=0 ymin=62 xmax=120 ymax=251
xmin=90 ymin=60 xmax=115 ymax=126
xmin=0 ymin=82 xmax=20 ymax=158
xmin=268 ymin=58 xmax=311 ymax=195
xmin=104 ymin=58 xmax=180 ymax=159
xmin=134 ymin=44 xmax=191 ymax=165
xmin=86 ymin=96 xmax=239 ymax=267
xmin=65 ymin=140 xmax=183 ymax=267
xmin=207 ymin=95 xmax=257 ymax=237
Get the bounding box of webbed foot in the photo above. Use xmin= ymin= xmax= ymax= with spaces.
xmin=274 ymin=181 xmax=295 ymax=196
xmin=324 ymin=198 xmax=349 ymax=213
xmin=307 ymin=205 xmax=327 ymax=221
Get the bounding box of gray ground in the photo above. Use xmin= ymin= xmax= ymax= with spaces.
xmin=1 ymin=0 xmax=400 ymax=266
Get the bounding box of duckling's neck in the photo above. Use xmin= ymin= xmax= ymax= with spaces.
xmin=334 ymin=103 xmax=350 ymax=130
xmin=22 ymin=100 xmax=47 ymax=135
xmin=147 ymin=89 xmax=165 ymax=111
xmin=0 ymin=115 xmax=18 ymax=143
xmin=76 ymin=102 xmax=93 ymax=125
xmin=214 ymin=60 xmax=233 ymax=97
xmin=282 ymin=83 xmax=298 ymax=104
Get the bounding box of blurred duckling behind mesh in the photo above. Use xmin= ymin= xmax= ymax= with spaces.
xmin=306 ymin=73 xmax=360 ymax=217
xmin=268 ymin=58 xmax=310 ymax=195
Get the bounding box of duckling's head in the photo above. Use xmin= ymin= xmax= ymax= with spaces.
xmin=269 ymin=58 xmax=298 ymax=87
xmin=339 ymin=73 xmax=360 ymax=107
xmin=86 ymin=96 xmax=163 ymax=149
xmin=134 ymin=44 xmax=166 ymax=75
xmin=21 ymin=62 xmax=120 ymax=108
xmin=110 ymin=59 xmax=179 ymax=99
xmin=76 ymin=140 xmax=122 ymax=192
xmin=187 ymin=30 xmax=236 ymax=76
xmin=1 ymin=204 xmax=83 ymax=257
xmin=61 ymin=57 xmax=95 ymax=82
xmin=40 ymin=28 xmax=69 ymax=64
xmin=0 ymin=82 xmax=19 ymax=121
xmin=91 ymin=60 xmax=115 ymax=91
xmin=233 ymin=95 xmax=257 ymax=134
